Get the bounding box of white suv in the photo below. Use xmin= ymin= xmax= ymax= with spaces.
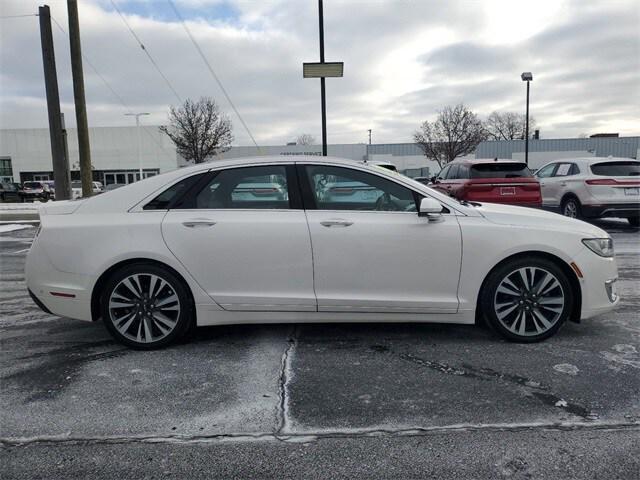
xmin=535 ymin=157 xmax=639 ymax=226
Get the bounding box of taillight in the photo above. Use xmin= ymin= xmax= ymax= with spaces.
xmin=251 ymin=188 xmax=278 ymax=195
xmin=585 ymin=179 xmax=617 ymax=186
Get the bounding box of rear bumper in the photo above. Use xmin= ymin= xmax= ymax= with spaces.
xmin=582 ymin=203 xmax=640 ymax=218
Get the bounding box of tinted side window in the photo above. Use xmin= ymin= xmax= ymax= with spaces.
xmin=305 ymin=165 xmax=417 ymax=212
xmin=437 ymin=165 xmax=450 ymax=180
xmin=195 ymin=165 xmax=290 ymax=209
xmin=446 ymin=165 xmax=460 ymax=179
xmin=144 ymin=173 xmax=205 ymax=210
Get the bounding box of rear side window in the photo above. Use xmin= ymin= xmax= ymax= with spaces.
xmin=195 ymin=165 xmax=290 ymax=209
xmin=143 ymin=173 xmax=206 ymax=210
xmin=590 ymin=161 xmax=640 ymax=177
xmin=470 ymin=163 xmax=532 ymax=179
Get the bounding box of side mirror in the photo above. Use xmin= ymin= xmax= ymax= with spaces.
xmin=418 ymin=197 xmax=444 ymax=221
xmin=430 ymin=176 xmax=438 ymax=184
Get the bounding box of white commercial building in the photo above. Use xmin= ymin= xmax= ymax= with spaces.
xmin=1 ymin=126 xmax=638 ymax=185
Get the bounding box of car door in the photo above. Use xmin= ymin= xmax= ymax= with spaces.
xmin=300 ymin=163 xmax=462 ymax=313
xmin=535 ymin=163 xmax=559 ymax=206
xmin=161 ymin=164 xmax=316 ymax=311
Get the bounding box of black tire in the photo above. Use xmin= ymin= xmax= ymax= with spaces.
xmin=628 ymin=216 xmax=639 ymax=227
xmin=480 ymin=257 xmax=574 ymax=343
xmin=100 ymin=263 xmax=194 ymax=349
xmin=561 ymin=196 xmax=581 ymax=219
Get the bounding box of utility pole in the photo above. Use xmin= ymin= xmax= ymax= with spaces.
xmin=521 ymin=72 xmax=533 ymax=166
xmin=125 ymin=113 xmax=150 ymax=181
xmin=67 ymin=0 xmax=92 ymax=197
xmin=318 ymin=0 xmax=327 ymax=156
xmin=302 ymin=0 xmax=343 ymax=157
xmin=39 ymin=5 xmax=71 ymax=200
xmin=368 ymin=129 xmax=372 ymax=145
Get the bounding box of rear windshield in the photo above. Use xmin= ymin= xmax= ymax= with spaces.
xmin=590 ymin=161 xmax=640 ymax=177
xmin=23 ymin=182 xmax=42 ymax=188
xmin=71 ymin=181 xmax=82 ymax=188
xmin=470 ymin=163 xmax=532 ymax=179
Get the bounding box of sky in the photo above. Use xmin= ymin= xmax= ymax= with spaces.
xmin=0 ymin=0 xmax=638 ymax=146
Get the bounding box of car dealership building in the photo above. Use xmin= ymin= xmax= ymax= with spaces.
xmin=1 ymin=126 xmax=638 ymax=185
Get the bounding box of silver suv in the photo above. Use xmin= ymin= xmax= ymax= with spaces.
xmin=535 ymin=157 xmax=639 ymax=226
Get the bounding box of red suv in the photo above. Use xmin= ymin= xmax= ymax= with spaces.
xmin=430 ymin=160 xmax=542 ymax=207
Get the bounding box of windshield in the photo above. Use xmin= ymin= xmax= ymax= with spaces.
xmin=590 ymin=161 xmax=640 ymax=177
xmin=23 ymin=182 xmax=42 ymax=188
xmin=470 ymin=163 xmax=532 ymax=178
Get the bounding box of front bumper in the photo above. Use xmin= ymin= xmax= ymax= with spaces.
xmin=572 ymin=247 xmax=620 ymax=320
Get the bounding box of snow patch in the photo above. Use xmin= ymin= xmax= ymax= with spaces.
xmin=0 ymin=224 xmax=35 ymax=233
xmin=553 ymin=363 xmax=579 ymax=376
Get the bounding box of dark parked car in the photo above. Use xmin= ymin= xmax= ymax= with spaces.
xmin=430 ymin=160 xmax=542 ymax=207
xmin=21 ymin=181 xmax=52 ymax=201
xmin=0 ymin=182 xmax=22 ymax=202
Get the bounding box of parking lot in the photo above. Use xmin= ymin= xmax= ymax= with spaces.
xmin=1 ymin=220 xmax=639 ymax=479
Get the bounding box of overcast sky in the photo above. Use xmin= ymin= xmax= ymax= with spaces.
xmin=1 ymin=0 xmax=638 ymax=145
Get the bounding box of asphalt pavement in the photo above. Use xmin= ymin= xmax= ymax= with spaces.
xmin=1 ymin=220 xmax=638 ymax=479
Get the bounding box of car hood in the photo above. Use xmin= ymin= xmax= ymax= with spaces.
xmin=475 ymin=202 xmax=608 ymax=237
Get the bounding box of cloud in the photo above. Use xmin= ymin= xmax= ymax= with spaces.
xmin=0 ymin=0 xmax=638 ymax=145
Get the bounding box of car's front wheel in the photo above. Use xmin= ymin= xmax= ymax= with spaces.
xmin=561 ymin=197 xmax=581 ymax=219
xmin=101 ymin=263 xmax=193 ymax=349
xmin=481 ymin=258 xmax=574 ymax=342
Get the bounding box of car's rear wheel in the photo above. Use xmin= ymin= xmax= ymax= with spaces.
xmin=481 ymin=258 xmax=574 ymax=342
xmin=101 ymin=263 xmax=193 ymax=349
xmin=561 ymin=196 xmax=581 ymax=219
xmin=628 ymin=216 xmax=639 ymax=227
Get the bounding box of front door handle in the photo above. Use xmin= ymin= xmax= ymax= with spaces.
xmin=320 ymin=219 xmax=353 ymax=228
xmin=560 ymin=182 xmax=567 ymax=186
xmin=182 ymin=220 xmax=216 ymax=228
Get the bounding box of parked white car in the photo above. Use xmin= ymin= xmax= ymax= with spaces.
xmin=535 ymin=157 xmax=640 ymax=226
xmin=26 ymin=156 xmax=619 ymax=348
xmin=71 ymin=181 xmax=105 ymax=199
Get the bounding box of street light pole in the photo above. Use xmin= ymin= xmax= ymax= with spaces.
xmin=521 ymin=72 xmax=533 ymax=166
xmin=318 ymin=0 xmax=327 ymax=156
xmin=125 ymin=113 xmax=150 ymax=181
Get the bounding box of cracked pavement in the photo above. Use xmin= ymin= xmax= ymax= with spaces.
xmin=1 ymin=220 xmax=639 ymax=479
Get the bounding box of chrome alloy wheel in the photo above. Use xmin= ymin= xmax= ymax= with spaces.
xmin=563 ymin=200 xmax=578 ymax=218
xmin=493 ymin=267 xmax=565 ymax=337
xmin=108 ymin=273 xmax=181 ymax=343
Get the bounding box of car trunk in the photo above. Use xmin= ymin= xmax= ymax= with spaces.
xmin=585 ymin=161 xmax=640 ymax=203
xmin=463 ymin=163 xmax=541 ymax=204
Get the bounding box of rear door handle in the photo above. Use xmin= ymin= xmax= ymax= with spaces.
xmin=320 ymin=219 xmax=353 ymax=228
xmin=182 ymin=220 xmax=216 ymax=228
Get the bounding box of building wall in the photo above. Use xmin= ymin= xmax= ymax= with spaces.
xmin=0 ymin=126 xmax=178 ymax=182
xmin=1 ymin=126 xmax=638 ymax=183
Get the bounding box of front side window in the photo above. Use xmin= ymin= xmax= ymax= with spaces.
xmin=196 ymin=165 xmax=289 ymax=209
xmin=305 ymin=165 xmax=417 ymax=212
xmin=437 ymin=165 xmax=450 ymax=180
xmin=536 ymin=163 xmax=557 ymax=178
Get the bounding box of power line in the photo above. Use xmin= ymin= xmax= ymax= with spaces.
xmin=166 ymin=0 xmax=260 ymax=150
xmin=50 ymin=14 xmax=177 ymax=162
xmin=0 ymin=14 xmax=38 ymax=19
xmin=109 ymin=0 xmax=182 ymax=104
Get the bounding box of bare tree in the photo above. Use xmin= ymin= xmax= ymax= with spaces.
xmin=485 ymin=111 xmax=536 ymax=141
xmin=160 ymin=97 xmax=233 ymax=164
xmin=296 ymin=133 xmax=316 ymax=145
xmin=413 ymin=104 xmax=486 ymax=168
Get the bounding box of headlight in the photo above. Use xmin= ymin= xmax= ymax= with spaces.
xmin=582 ymin=238 xmax=614 ymax=257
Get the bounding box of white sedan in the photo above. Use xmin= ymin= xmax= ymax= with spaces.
xmin=26 ymin=156 xmax=619 ymax=348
